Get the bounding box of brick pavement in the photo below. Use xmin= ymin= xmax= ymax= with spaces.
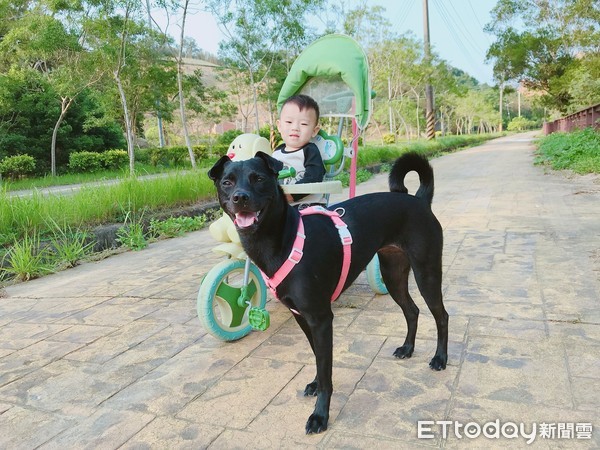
xmin=1 ymin=131 xmax=599 ymax=448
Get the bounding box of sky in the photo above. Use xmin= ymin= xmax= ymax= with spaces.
xmin=156 ymin=0 xmax=499 ymax=85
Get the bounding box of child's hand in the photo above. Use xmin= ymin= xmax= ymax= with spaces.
xmin=285 ymin=194 xmax=294 ymax=203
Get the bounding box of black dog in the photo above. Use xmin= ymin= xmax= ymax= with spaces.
xmin=209 ymin=151 xmax=448 ymax=434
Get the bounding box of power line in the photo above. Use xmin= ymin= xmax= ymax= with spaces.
xmin=393 ymin=0 xmax=418 ymax=33
xmin=431 ymin=0 xmax=488 ymax=80
xmin=467 ymin=0 xmax=492 ymax=45
xmin=435 ymin=0 xmax=484 ymax=57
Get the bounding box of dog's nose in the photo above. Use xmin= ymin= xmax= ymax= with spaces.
xmin=232 ymin=191 xmax=249 ymax=204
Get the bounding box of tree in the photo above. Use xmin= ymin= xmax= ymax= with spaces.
xmin=0 ymin=68 xmax=125 ymax=171
xmin=0 ymin=10 xmax=104 ymax=175
xmin=485 ymin=0 xmax=600 ymax=114
xmin=184 ymin=69 xmax=237 ymax=132
xmin=83 ymin=0 xmax=176 ymax=174
xmin=207 ymin=0 xmax=323 ymax=133
xmin=343 ymin=4 xmax=393 ymax=51
xmin=175 ymin=0 xmax=197 ymax=168
xmin=369 ymin=34 xmax=439 ymax=139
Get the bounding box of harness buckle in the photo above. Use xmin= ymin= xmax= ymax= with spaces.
xmin=288 ymin=247 xmax=303 ymax=264
xmin=307 ymin=205 xmax=327 ymax=214
xmin=336 ymin=225 xmax=353 ymax=245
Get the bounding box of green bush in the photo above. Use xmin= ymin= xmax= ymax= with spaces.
xmin=383 ymin=134 xmax=396 ymax=144
xmin=134 ymin=148 xmax=151 ymax=164
xmin=69 ymin=151 xmax=102 ymax=173
xmin=258 ymin=124 xmax=276 ymax=142
xmin=193 ymin=144 xmax=229 ymax=160
xmin=148 ymin=147 xmax=169 ymax=167
xmin=0 ymin=154 xmax=36 ymax=179
xmin=100 ymin=149 xmax=129 ymax=170
xmin=147 ymin=144 xmax=230 ymax=167
xmin=217 ymin=129 xmax=243 ymax=145
xmin=507 ymin=116 xmax=536 ymax=132
xmin=169 ymin=146 xmax=189 ymax=165
xmin=193 ymin=145 xmax=210 ymax=160
xmin=149 ymin=146 xmax=189 ymax=167
xmin=149 ymin=216 xmax=206 ymax=239
xmin=536 ymin=127 xmax=600 ymax=173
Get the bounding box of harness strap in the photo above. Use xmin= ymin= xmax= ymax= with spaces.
xmin=301 ymin=206 xmax=352 ymax=301
xmin=262 ymin=218 xmax=306 ymax=300
xmin=261 ymin=206 xmax=352 ymax=308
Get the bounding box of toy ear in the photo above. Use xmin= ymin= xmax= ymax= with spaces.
xmin=252 ymin=136 xmax=271 ymax=156
xmin=208 ymin=155 xmax=231 ymax=181
xmin=255 ymin=151 xmax=283 ymax=176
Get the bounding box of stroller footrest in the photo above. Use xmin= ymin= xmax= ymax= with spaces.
xmin=249 ymin=307 xmax=270 ymax=331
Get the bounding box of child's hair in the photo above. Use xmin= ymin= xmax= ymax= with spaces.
xmin=281 ymin=94 xmax=320 ymax=122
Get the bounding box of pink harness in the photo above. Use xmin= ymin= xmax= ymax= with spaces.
xmin=261 ymin=206 xmax=352 ymax=310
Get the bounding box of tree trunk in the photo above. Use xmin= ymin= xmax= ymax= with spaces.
xmin=248 ymin=64 xmax=260 ymax=133
xmin=416 ymin=102 xmax=420 ymax=137
xmin=115 ymin=70 xmax=135 ymax=175
xmin=498 ymin=81 xmax=504 ymax=132
xmin=387 ymin=76 xmax=393 ymax=135
xmin=51 ymin=97 xmax=73 ymax=177
xmin=177 ymin=0 xmax=197 ymax=168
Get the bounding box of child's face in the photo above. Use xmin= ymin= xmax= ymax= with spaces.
xmin=276 ymin=103 xmax=320 ymax=151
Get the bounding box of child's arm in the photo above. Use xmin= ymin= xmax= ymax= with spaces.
xmin=290 ymin=143 xmax=326 ymax=201
xmin=297 ymin=143 xmax=325 ymax=184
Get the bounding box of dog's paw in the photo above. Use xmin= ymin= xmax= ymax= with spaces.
xmin=393 ymin=345 xmax=414 ymax=359
xmin=429 ymin=355 xmax=447 ymax=371
xmin=304 ymin=381 xmax=318 ymax=397
xmin=305 ymin=413 xmax=328 ymax=434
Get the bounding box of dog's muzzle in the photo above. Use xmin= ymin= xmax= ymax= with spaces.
xmin=232 ymin=190 xmax=250 ymax=205
xmin=230 ymin=189 xmax=260 ymax=228
xmin=234 ymin=210 xmax=260 ymax=228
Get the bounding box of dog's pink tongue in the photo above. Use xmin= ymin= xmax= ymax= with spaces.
xmin=234 ymin=212 xmax=257 ymax=228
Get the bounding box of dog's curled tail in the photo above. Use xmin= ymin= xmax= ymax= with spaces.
xmin=389 ymin=152 xmax=434 ymax=206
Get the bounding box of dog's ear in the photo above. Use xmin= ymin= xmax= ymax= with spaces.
xmin=255 ymin=151 xmax=283 ymax=176
xmin=208 ymin=155 xmax=231 ymax=181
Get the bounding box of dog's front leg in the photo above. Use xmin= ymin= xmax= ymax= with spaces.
xmin=303 ymin=311 xmax=333 ymax=434
xmin=293 ymin=314 xmax=319 ymax=396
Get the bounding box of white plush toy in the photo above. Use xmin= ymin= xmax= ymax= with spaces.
xmin=209 ymin=134 xmax=272 ymax=256
xmin=226 ymin=133 xmax=271 ymax=161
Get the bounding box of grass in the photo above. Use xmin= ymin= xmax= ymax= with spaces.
xmin=116 ymin=210 xmax=148 ymax=251
xmin=535 ymin=127 xmax=600 ymax=174
xmin=1 ymin=233 xmax=53 ymax=282
xmin=1 ymin=163 xmax=173 ymax=192
xmin=1 ymin=134 xmax=501 ymax=246
xmin=46 ymin=218 xmax=95 ymax=269
xmin=149 ymin=215 xmax=207 ymax=239
xmin=1 ymin=168 xmax=216 ymax=283
xmin=0 ymin=169 xmax=216 ymax=246
xmin=0 ymin=133 xmax=502 ymax=284
xmin=356 ymin=133 xmax=501 ymax=168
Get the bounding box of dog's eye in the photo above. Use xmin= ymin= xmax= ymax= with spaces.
xmin=222 ymin=179 xmax=233 ymax=187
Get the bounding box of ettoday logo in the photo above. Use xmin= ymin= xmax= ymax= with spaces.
xmin=417 ymin=420 xmax=593 ymax=444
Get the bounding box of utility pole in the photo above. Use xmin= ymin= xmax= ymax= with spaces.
xmin=423 ymin=0 xmax=435 ymax=140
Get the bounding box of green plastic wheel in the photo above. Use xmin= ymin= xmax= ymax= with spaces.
xmin=197 ymin=259 xmax=267 ymax=341
xmin=366 ymin=254 xmax=388 ymax=295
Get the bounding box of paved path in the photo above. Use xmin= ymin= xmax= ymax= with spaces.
xmin=1 ymin=132 xmax=599 ymax=448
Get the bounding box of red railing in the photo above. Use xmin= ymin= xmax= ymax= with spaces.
xmin=543 ymin=103 xmax=600 ymax=135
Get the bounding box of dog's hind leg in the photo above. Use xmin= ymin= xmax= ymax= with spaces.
xmin=378 ymin=249 xmax=420 ymax=360
xmin=412 ymin=265 xmax=448 ymax=370
xmin=293 ymin=314 xmax=318 ymax=396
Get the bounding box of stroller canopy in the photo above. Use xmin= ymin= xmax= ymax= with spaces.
xmin=277 ymin=34 xmax=371 ymax=129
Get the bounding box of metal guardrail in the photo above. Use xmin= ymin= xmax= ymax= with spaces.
xmin=543 ymin=103 xmax=600 ymax=135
